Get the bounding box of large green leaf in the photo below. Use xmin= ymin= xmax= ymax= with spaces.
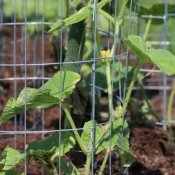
xmin=27 ymin=132 xmax=75 ymax=160
xmin=49 ymin=0 xmax=111 ymax=33
xmin=40 ymin=71 xmax=80 ymax=99
xmin=81 ymin=119 xmax=135 ymax=166
xmin=115 ymin=145 xmax=136 ymax=168
xmin=124 ymin=35 xmax=150 ymax=62
xmin=124 ymin=35 xmax=175 ymax=76
xmin=0 ymin=88 xmax=58 ymax=125
xmin=0 ymin=147 xmax=24 ymax=171
xmin=96 ymin=118 xmax=130 ymax=154
xmin=0 ymin=71 xmax=80 ymax=125
xmin=167 ymin=18 xmax=175 ymax=54
xmin=147 ymin=49 xmax=175 ymax=76
xmin=81 ymin=118 xmax=130 ymax=154
xmin=81 ymin=120 xmax=102 ymax=153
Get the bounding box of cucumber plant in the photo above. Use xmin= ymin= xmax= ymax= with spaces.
xmin=1 ymin=0 xmax=175 ymax=175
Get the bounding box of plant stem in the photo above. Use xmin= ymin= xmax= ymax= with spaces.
xmin=106 ymin=61 xmax=113 ymax=119
xmin=104 ymin=1 xmax=129 ymax=118
xmin=109 ymin=0 xmax=128 ymax=57
xmin=167 ymin=81 xmax=175 ymax=125
xmin=98 ymin=149 xmax=110 ymax=175
xmin=104 ymin=0 xmax=128 ymax=112
xmin=143 ymin=18 xmax=152 ymax=40
xmin=63 ymin=117 xmax=70 ymax=129
xmin=97 ymin=57 xmax=143 ymax=168
xmin=85 ymin=153 xmax=91 ymax=175
xmin=65 ymin=0 xmax=69 ymax=18
xmin=121 ymin=60 xmax=143 ymax=117
xmin=98 ymin=9 xmax=115 ymax=24
xmin=63 ymin=107 xmax=87 ymax=155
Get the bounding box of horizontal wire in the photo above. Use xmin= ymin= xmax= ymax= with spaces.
xmin=0 ymin=128 xmax=84 ymax=135
xmin=0 ymin=121 xmax=111 ymax=135
xmin=1 ymin=119 xmax=175 ymax=136
xmin=0 ymin=21 xmax=54 ymax=26
xmin=0 ymin=52 xmax=127 ymax=67
xmin=0 ymin=77 xmax=50 ymax=81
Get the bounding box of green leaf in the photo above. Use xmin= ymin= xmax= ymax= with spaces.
xmin=27 ymin=132 xmax=75 ymax=160
xmin=115 ymin=145 xmax=136 ymax=168
xmin=81 ymin=118 xmax=130 ymax=155
xmin=0 ymin=71 xmax=80 ymax=125
xmin=40 ymin=71 xmax=80 ymax=99
xmin=49 ymin=0 xmax=111 ymax=33
xmin=0 ymin=147 xmax=24 ymax=171
xmin=124 ymin=35 xmax=150 ymax=62
xmin=81 ymin=118 xmax=135 ymax=167
xmin=0 ymin=88 xmax=57 ymax=124
xmin=148 ymin=49 xmax=175 ymax=76
xmin=96 ymin=118 xmax=129 ymax=154
xmin=124 ymin=35 xmax=175 ymax=76
xmin=48 ymin=5 xmax=91 ymax=33
xmin=81 ymin=120 xmax=102 ymax=153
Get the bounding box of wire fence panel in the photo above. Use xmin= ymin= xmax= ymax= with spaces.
xmin=0 ymin=0 xmax=175 ymax=175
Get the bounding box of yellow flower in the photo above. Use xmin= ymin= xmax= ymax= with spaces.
xmin=100 ymin=49 xmax=111 ymax=57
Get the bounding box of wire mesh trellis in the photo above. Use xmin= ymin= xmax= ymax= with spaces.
xmin=0 ymin=0 xmax=175 ymax=175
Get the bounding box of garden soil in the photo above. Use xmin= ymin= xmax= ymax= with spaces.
xmin=0 ymin=26 xmax=175 ymax=175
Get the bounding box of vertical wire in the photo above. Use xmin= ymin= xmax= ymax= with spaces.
xmin=58 ymin=1 xmax=62 ymax=174
xmin=58 ymin=0 xmax=65 ymax=174
xmin=117 ymin=4 xmax=122 ymax=102
xmin=91 ymin=0 xmax=98 ymax=173
xmin=33 ymin=0 xmax=38 ymax=88
xmin=41 ymin=0 xmax=45 ymax=174
xmin=124 ymin=0 xmax=136 ymax=101
xmin=41 ymin=0 xmax=45 ymax=137
xmin=0 ymin=0 xmax=5 ymax=143
xmin=108 ymin=1 xmax=118 ymax=174
xmin=123 ymin=1 xmax=134 ymax=174
xmin=116 ymin=0 xmax=122 ymax=173
xmin=162 ymin=0 xmax=168 ymax=130
xmin=23 ymin=0 xmax=27 ymax=173
xmin=13 ymin=0 xmax=17 ymax=149
xmin=124 ymin=0 xmax=134 ymax=105
xmin=0 ymin=0 xmax=5 ymax=74
xmin=31 ymin=0 xmax=38 ymax=137
xmin=107 ymin=1 xmax=112 ymax=49
xmin=108 ymin=1 xmax=113 ymax=173
xmin=0 ymin=0 xmax=2 ymax=25
xmin=20 ymin=1 xmax=25 ymax=127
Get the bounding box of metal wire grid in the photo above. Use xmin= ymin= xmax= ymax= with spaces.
xmin=0 ymin=0 xmax=174 ymax=174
